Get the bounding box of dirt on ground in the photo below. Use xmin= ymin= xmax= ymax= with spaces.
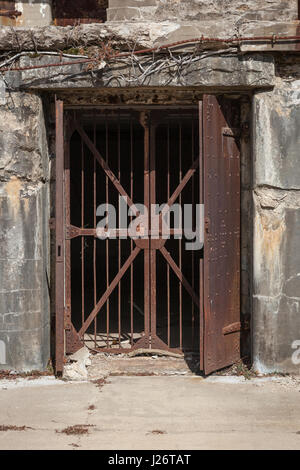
xmin=56 ymin=425 xmax=95 ymax=436
xmin=0 ymin=425 xmax=32 ymax=432
xmin=86 ymin=352 xmax=300 ymax=389
xmin=0 ymin=367 xmax=53 ymax=381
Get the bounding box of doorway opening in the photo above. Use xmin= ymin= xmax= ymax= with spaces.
xmin=66 ymin=108 xmax=202 ymax=355
xmin=55 ymin=93 xmax=246 ymax=376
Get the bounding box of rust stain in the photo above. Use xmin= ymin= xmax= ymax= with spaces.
xmin=0 ymin=1 xmax=17 ymax=25
xmin=23 ymin=197 xmax=30 ymax=217
xmin=5 ymin=176 xmax=22 ymax=217
xmin=274 ymin=104 xmax=291 ymax=118
xmin=0 ymin=15 xmax=15 ymax=26
xmin=258 ymin=212 xmax=285 ymax=264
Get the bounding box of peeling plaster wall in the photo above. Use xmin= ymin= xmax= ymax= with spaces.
xmin=253 ymin=79 xmax=300 ymax=374
xmin=0 ymin=92 xmax=50 ymax=371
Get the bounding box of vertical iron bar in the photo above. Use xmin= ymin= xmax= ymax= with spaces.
xmin=143 ymin=112 xmax=150 ymax=341
xmin=65 ymin=115 xmax=72 ymax=353
xmin=150 ymin=117 xmax=157 ymax=341
xmin=93 ymin=115 xmax=97 ymax=348
xmin=167 ymin=121 xmax=170 ymax=348
xmin=179 ymin=121 xmax=182 ymax=350
xmin=130 ymin=118 xmax=134 ymax=346
xmin=191 ymin=118 xmax=195 ymax=349
xmin=199 ymin=100 xmax=204 ymax=370
xmin=55 ymin=97 xmax=65 ymax=374
xmin=81 ymin=132 xmax=85 ymax=329
xmin=118 ymin=113 xmax=121 ymax=346
xmin=106 ymin=115 xmax=110 ymax=347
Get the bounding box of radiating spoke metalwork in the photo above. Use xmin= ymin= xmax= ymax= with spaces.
xmin=64 ymin=109 xmax=203 ymax=356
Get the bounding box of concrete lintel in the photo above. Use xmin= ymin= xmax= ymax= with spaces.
xmin=6 ymin=53 xmax=275 ymax=91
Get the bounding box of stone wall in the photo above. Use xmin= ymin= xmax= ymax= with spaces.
xmin=0 ymin=1 xmax=297 ymax=28
xmin=0 ymin=92 xmax=50 ymax=371
xmin=253 ymin=77 xmax=300 ymax=373
xmin=107 ymin=0 xmax=298 ymax=22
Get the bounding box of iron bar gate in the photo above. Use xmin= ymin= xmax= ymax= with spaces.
xmin=55 ymin=97 xmax=241 ymax=375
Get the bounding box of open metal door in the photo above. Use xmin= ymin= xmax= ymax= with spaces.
xmin=203 ymin=95 xmax=241 ymax=375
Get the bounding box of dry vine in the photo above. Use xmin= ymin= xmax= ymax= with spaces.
xmin=0 ymin=44 xmax=237 ymax=89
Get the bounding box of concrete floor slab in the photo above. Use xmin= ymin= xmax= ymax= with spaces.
xmin=0 ymin=376 xmax=300 ymax=450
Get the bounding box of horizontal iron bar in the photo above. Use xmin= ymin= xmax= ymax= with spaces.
xmin=0 ymin=9 xmax=22 ymax=18
xmin=66 ymin=224 xmax=198 ymax=239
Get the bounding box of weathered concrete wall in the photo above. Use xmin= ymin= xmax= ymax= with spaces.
xmin=107 ymin=0 xmax=298 ymax=22
xmin=253 ymin=78 xmax=300 ymax=374
xmin=0 ymin=1 xmax=52 ymax=27
xmin=0 ymin=92 xmax=50 ymax=371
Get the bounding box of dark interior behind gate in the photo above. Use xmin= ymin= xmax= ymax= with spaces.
xmin=67 ymin=108 xmax=202 ymax=354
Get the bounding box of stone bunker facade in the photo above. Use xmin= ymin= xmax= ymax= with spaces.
xmin=0 ymin=0 xmax=299 ymax=374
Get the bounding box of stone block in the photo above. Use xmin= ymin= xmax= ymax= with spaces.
xmin=0 ymin=93 xmax=48 ymax=183
xmin=253 ymin=295 xmax=300 ymax=374
xmin=253 ymin=192 xmax=300 ymax=373
xmin=240 ymin=21 xmax=300 ymax=52
xmin=253 ymin=80 xmax=300 ymax=190
xmin=0 ymin=92 xmax=50 ymax=372
xmin=109 ymin=0 xmax=157 ymax=6
xmin=0 ymin=183 xmax=50 ymax=371
xmin=16 ymin=1 xmax=53 ymax=28
xmin=107 ymin=7 xmax=142 ymax=21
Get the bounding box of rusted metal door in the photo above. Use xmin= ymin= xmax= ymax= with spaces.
xmin=203 ymin=95 xmax=241 ymax=375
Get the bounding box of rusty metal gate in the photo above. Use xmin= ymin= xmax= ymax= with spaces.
xmin=55 ymin=96 xmax=241 ymax=375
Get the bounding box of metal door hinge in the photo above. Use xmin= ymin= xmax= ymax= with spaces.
xmin=49 ymin=218 xmax=55 ymax=230
xmin=222 ymin=320 xmax=250 ymax=335
xmin=205 ymin=217 xmax=210 ymax=234
xmin=222 ymin=127 xmax=240 ymax=138
xmin=222 ymin=322 xmax=241 ymax=335
xmin=241 ymin=122 xmax=250 ymax=139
